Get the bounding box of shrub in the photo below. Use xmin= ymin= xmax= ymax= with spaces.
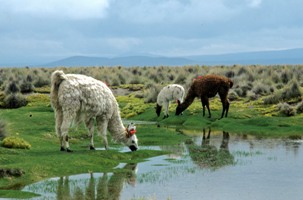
xmin=3 ymin=93 xmax=28 ymax=108
xmin=175 ymin=73 xmax=187 ymax=84
xmin=277 ymin=102 xmax=296 ymax=116
xmin=5 ymin=81 xmax=20 ymax=94
xmin=225 ymin=70 xmax=235 ymax=78
xmin=281 ymin=70 xmax=291 ymax=84
xmin=34 ymin=77 xmax=49 ymax=88
xmin=1 ymin=136 xmax=31 ymax=149
xmin=144 ymin=84 xmax=161 ymax=103
xmin=296 ymin=101 xmax=303 ymax=114
xmin=110 ymin=77 xmax=121 ymax=87
xmin=129 ymin=76 xmax=143 ymax=84
xmin=263 ymin=94 xmax=281 ymax=105
xmin=280 ymin=80 xmax=301 ymax=100
xmin=228 ymin=90 xmax=238 ymax=101
xmin=237 ymin=67 xmax=248 ymax=76
xmin=252 ymin=82 xmax=271 ymax=96
xmin=247 ymin=91 xmax=258 ymax=101
xmin=20 ymin=81 xmax=34 ymax=93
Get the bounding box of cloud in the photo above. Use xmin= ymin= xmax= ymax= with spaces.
xmin=2 ymin=0 xmax=110 ymax=19
xmin=0 ymin=0 xmax=303 ymax=65
xmin=248 ymin=0 xmax=262 ymax=8
xmin=113 ymin=0 xmax=236 ymax=24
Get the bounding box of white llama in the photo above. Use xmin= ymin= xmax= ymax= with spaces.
xmin=50 ymin=70 xmax=138 ymax=152
xmin=156 ymin=84 xmax=185 ymax=118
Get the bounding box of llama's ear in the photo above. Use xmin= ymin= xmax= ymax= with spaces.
xmin=177 ymin=100 xmax=181 ymax=105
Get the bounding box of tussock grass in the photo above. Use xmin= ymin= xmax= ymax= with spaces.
xmin=1 ymin=136 xmax=31 ymax=149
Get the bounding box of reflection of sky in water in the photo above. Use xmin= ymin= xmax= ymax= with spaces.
xmin=23 ymin=135 xmax=303 ymax=200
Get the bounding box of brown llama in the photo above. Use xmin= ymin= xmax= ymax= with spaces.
xmin=175 ymin=74 xmax=233 ymax=119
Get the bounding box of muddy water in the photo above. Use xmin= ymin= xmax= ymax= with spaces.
xmin=23 ymin=129 xmax=303 ymax=200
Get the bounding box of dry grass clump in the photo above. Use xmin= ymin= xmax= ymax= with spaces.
xmin=264 ymin=80 xmax=301 ymax=105
xmin=296 ymin=101 xmax=303 ymax=114
xmin=252 ymin=81 xmax=272 ymax=96
xmin=277 ymin=102 xmax=296 ymax=116
xmin=1 ymin=65 xmax=303 ymax=115
xmin=3 ymin=93 xmax=27 ymax=108
xmin=1 ymin=80 xmax=28 ymax=108
xmin=144 ymin=84 xmax=162 ymax=103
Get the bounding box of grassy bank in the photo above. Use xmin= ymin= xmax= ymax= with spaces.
xmin=1 ymin=93 xmax=303 ymax=198
xmin=129 ymin=94 xmax=303 ymax=137
xmin=0 ymin=94 xmax=188 ymax=198
xmin=1 ymin=63 xmax=303 ymax=198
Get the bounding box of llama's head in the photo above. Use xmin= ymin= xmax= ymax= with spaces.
xmin=175 ymin=100 xmax=183 ymax=115
xmin=125 ymin=123 xmax=138 ymax=151
xmin=155 ymin=104 xmax=162 ymax=117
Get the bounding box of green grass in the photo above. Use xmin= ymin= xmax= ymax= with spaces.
xmin=0 ymin=94 xmax=184 ymax=195
xmin=0 ymin=190 xmax=40 ymax=199
xmin=129 ymin=96 xmax=303 ymax=137
xmin=1 ymin=92 xmax=303 ymax=198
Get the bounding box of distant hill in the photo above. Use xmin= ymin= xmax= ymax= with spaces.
xmin=43 ymin=55 xmax=196 ymax=67
xmin=187 ymin=48 xmax=303 ymax=65
xmin=41 ymin=48 xmax=303 ymax=67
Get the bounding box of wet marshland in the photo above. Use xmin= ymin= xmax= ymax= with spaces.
xmin=22 ymin=127 xmax=303 ymax=200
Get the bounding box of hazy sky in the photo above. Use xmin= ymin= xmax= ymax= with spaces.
xmin=1 ymin=0 xmax=303 ymax=65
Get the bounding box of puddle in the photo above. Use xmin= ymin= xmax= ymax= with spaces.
xmin=22 ymin=129 xmax=303 ymax=200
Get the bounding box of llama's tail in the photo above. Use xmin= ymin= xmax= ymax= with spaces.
xmin=50 ymin=70 xmax=67 ymax=109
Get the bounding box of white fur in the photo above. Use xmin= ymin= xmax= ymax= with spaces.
xmin=157 ymin=84 xmax=185 ymax=117
xmin=50 ymin=70 xmax=138 ymax=151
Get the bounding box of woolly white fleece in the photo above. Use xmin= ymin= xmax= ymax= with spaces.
xmin=50 ymin=70 xmax=138 ymax=151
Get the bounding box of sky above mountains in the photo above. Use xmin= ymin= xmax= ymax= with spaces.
xmin=1 ymin=0 xmax=303 ymax=66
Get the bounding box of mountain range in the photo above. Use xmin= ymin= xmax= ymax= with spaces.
xmin=35 ymin=48 xmax=303 ymax=67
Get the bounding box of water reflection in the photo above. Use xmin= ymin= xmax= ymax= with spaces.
xmin=186 ymin=128 xmax=235 ymax=169
xmin=24 ymin=163 xmax=137 ymax=200
xmin=22 ymin=126 xmax=303 ymax=200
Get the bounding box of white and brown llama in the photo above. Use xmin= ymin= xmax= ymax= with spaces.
xmin=50 ymin=70 xmax=138 ymax=152
xmin=156 ymin=84 xmax=185 ymax=118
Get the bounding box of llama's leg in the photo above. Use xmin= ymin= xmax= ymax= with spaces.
xmin=201 ymin=97 xmax=211 ymax=118
xmin=55 ymin=109 xmax=64 ymax=151
xmin=85 ymin=118 xmax=95 ymax=150
xmin=201 ymin=98 xmax=206 ymax=117
xmin=60 ymin=116 xmax=73 ymax=152
xmin=219 ymin=95 xmax=229 ymax=119
xmin=96 ymin=116 xmax=109 ymax=150
xmin=163 ymin=101 xmax=169 ymax=118
xmin=225 ymin=100 xmax=230 ymax=117
xmin=178 ymin=98 xmax=184 ymax=115
xmin=206 ymin=99 xmax=211 ymax=118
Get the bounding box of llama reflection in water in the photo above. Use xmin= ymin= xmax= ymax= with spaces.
xmin=186 ymin=128 xmax=235 ymax=169
xmin=56 ymin=163 xmax=137 ymax=200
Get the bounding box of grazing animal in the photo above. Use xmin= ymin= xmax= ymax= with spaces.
xmin=50 ymin=70 xmax=138 ymax=152
xmin=156 ymin=84 xmax=185 ymax=118
xmin=176 ymin=74 xmax=233 ymax=119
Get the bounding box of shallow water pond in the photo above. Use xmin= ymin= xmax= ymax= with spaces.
xmin=23 ymin=128 xmax=303 ymax=200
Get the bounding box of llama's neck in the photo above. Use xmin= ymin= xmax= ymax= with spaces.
xmin=108 ymin=110 xmax=127 ymax=143
xmin=179 ymin=87 xmax=196 ymax=111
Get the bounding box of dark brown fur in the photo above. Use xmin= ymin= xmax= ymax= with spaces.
xmin=176 ymin=74 xmax=233 ymax=119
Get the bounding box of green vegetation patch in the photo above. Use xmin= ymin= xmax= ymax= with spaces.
xmin=0 ymin=190 xmax=40 ymax=199
xmin=118 ymin=95 xmax=151 ymax=118
xmin=1 ymin=136 xmax=31 ymax=149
